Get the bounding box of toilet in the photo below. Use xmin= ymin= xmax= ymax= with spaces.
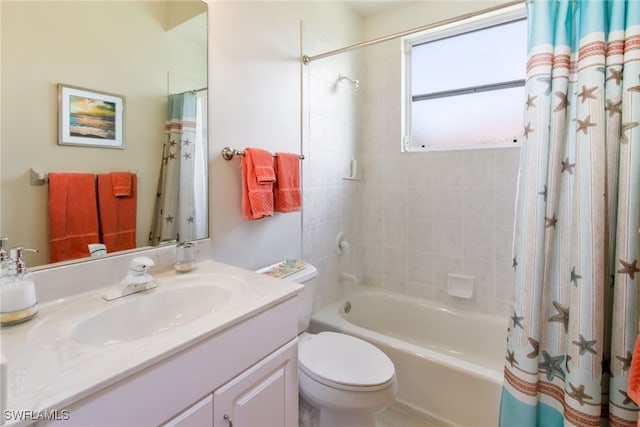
xmin=258 ymin=261 xmax=397 ymax=427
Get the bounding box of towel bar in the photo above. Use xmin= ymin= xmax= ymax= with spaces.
xmin=29 ymin=168 xmax=139 ymax=186
xmin=221 ymin=147 xmax=305 ymax=161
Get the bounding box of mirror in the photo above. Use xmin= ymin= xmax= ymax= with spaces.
xmin=0 ymin=0 xmax=208 ymax=268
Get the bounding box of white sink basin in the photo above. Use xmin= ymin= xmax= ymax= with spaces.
xmin=70 ymin=274 xmax=246 ymax=345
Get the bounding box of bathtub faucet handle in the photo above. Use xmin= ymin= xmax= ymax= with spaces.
xmin=336 ymin=232 xmax=351 ymax=256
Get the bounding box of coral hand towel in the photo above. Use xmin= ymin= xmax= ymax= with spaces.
xmin=48 ymin=173 xmax=99 ymax=263
xmin=97 ymin=172 xmax=137 ymax=253
xmin=274 ymin=153 xmax=301 ymax=213
xmin=111 ymin=172 xmax=133 ymax=197
xmin=241 ymin=148 xmax=275 ymax=220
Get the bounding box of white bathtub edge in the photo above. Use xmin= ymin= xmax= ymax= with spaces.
xmin=309 ymin=287 xmax=506 ymax=427
xmin=311 ymin=295 xmax=504 ymax=385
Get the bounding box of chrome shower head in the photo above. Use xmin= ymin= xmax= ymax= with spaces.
xmin=339 ymin=74 xmax=359 ymax=91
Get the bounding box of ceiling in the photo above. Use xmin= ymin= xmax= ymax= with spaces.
xmin=170 ymin=11 xmax=207 ymax=46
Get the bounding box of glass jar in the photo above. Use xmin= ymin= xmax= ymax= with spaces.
xmin=175 ymin=242 xmax=195 ymax=273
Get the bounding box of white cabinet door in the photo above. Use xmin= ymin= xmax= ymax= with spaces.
xmin=162 ymin=395 xmax=213 ymax=427
xmin=213 ymin=339 xmax=297 ymax=427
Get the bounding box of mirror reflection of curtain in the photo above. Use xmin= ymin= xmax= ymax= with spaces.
xmin=149 ymin=92 xmax=208 ymax=245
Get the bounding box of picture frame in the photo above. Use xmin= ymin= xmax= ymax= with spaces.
xmin=58 ymin=84 xmax=125 ymax=149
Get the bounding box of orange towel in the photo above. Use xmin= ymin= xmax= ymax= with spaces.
xmin=48 ymin=173 xmax=100 ymax=263
xmin=628 ymin=332 xmax=640 ymax=415
xmin=255 ymin=162 xmax=276 ymax=183
xmin=111 ymin=172 xmax=133 ymax=197
xmin=241 ymin=148 xmax=275 ymax=220
xmin=274 ymin=153 xmax=301 ymax=213
xmin=97 ymin=172 xmax=137 ymax=252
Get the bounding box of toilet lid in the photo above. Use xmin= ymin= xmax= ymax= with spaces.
xmin=298 ymin=332 xmax=395 ymax=389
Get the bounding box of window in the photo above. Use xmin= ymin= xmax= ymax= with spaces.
xmin=402 ymin=5 xmax=527 ymax=151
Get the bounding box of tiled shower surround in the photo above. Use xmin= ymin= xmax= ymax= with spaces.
xmin=302 ymin=52 xmax=364 ymax=311
xmin=302 ymin=5 xmax=521 ymax=317
xmin=360 ymin=148 xmax=520 ymax=316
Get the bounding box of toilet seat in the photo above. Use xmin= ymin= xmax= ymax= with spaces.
xmin=298 ymin=332 xmax=395 ymax=392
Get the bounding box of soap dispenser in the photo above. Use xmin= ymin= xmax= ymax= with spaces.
xmin=0 ymin=247 xmax=39 ymax=326
xmin=0 ymin=238 xmax=8 ymax=277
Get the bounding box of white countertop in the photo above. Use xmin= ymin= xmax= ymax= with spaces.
xmin=0 ymin=259 xmax=301 ymax=426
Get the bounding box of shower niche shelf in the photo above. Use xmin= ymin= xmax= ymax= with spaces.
xmin=447 ymin=273 xmax=474 ymax=299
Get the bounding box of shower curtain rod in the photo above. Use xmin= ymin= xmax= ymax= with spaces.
xmin=171 ymin=87 xmax=208 ymax=95
xmin=301 ymin=0 xmax=525 ymax=64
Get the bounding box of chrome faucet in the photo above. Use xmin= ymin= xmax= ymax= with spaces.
xmin=103 ymin=256 xmax=156 ymax=301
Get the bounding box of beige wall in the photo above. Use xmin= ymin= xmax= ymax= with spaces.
xmin=0 ymin=1 xmax=206 ymax=266
xmin=1 ymin=0 xmax=364 ymax=273
xmin=206 ymin=1 xmax=364 ymax=273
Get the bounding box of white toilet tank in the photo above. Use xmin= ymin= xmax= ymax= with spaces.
xmin=257 ymin=261 xmax=317 ymax=334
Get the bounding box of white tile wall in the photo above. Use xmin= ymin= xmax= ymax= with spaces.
xmin=301 ymin=14 xmax=363 ymax=310
xmin=357 ymin=40 xmax=520 ymax=317
xmin=361 ymin=147 xmax=520 ymax=316
xmin=301 ymin=3 xmax=521 ymax=317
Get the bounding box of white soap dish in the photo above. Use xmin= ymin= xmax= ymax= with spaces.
xmin=447 ymin=273 xmax=474 ymax=299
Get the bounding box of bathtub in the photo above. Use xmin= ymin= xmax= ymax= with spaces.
xmin=309 ymin=287 xmax=508 ymax=427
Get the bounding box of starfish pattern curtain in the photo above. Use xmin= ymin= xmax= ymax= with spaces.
xmin=499 ymin=1 xmax=640 ymax=426
xmin=149 ymin=92 xmax=207 ymax=245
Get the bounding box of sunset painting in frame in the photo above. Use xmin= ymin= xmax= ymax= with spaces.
xmin=58 ymin=84 xmax=125 ymax=149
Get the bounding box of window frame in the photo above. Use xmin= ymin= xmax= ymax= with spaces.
xmin=401 ymin=4 xmax=527 ymax=152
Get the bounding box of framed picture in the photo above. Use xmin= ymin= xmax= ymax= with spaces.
xmin=58 ymin=84 xmax=125 ymax=149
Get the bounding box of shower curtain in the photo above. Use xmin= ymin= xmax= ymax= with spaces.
xmin=499 ymin=1 xmax=640 ymax=426
xmin=149 ymin=92 xmax=208 ymax=245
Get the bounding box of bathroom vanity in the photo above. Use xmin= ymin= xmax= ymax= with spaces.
xmin=1 ymin=259 xmax=302 ymax=427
